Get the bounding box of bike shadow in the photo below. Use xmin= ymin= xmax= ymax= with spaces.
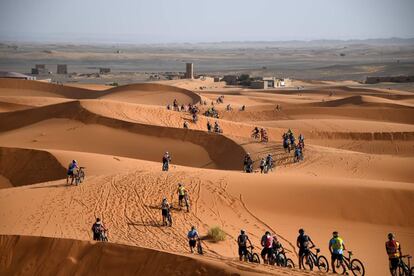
xmin=127 ymin=221 xmax=161 ymax=227
xmin=29 ymin=183 xmax=73 ymax=189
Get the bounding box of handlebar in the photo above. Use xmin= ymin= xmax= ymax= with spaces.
xmin=400 ymin=255 xmax=412 ymax=259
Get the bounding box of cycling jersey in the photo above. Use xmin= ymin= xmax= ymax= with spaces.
xmin=238 ymin=234 xmax=249 ymax=246
xmin=188 ymin=230 xmax=198 ymax=239
xmin=178 ymin=186 xmax=185 ymax=196
xmin=386 ymin=240 xmax=400 ymax=258
xmin=330 ymin=237 xmax=344 ymax=254
xmin=297 ymin=234 xmax=311 ymax=249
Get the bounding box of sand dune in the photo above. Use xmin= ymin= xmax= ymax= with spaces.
xmin=0 ymin=147 xmax=66 ymax=187
xmin=0 ymin=235 xmax=271 ymax=276
xmin=0 ymin=79 xmax=201 ymax=106
xmin=0 ymin=101 xmax=246 ymax=170
xmin=0 ymin=79 xmax=413 ymax=276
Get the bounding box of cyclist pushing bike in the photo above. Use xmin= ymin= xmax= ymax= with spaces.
xmin=329 ymin=231 xmax=346 ymax=274
xmin=297 ymin=228 xmax=315 ymax=270
xmin=237 ymin=229 xmax=253 ymax=261
xmin=386 ymin=233 xmax=403 ymax=276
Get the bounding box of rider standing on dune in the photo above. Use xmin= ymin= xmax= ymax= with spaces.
xmin=261 ymin=231 xmax=274 ymax=264
xmin=297 ymin=228 xmax=315 ymax=269
xmin=67 ymin=160 xmax=78 ymax=185
xmin=161 ymin=197 xmax=171 ymax=225
xmin=329 ymin=231 xmax=346 ymax=273
xmin=91 ymin=218 xmax=107 ymax=241
xmin=386 ymin=233 xmax=402 ymax=276
xmin=237 ymin=229 xmax=252 ymax=261
xmin=162 ymin=152 xmax=171 ymax=171
xmin=177 ymin=183 xmax=186 ymax=208
xmin=188 ymin=226 xmax=199 ymax=253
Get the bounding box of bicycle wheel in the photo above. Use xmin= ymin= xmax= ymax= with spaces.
xmin=317 ymin=255 xmax=329 ymax=273
xmin=300 ymin=255 xmax=313 ymax=270
xmin=398 ymin=264 xmax=409 ymax=276
xmin=246 ymin=252 xmax=252 ymax=262
xmin=252 ymin=253 xmax=260 ymax=264
xmin=286 ymin=258 xmax=295 ymax=268
xmin=277 ymin=253 xmax=287 ymax=266
xmin=333 ymin=259 xmax=346 ymax=275
xmin=351 ymin=259 xmax=365 ymax=276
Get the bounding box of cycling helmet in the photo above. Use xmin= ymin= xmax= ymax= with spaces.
xmin=265 ymin=231 xmax=270 ymax=235
xmin=73 ymin=160 xmax=77 ymax=163
xmin=333 ymin=231 xmax=338 ymax=237
xmin=299 ymin=228 xmax=304 ymax=234
xmin=96 ymin=218 xmax=101 ymax=222
xmin=241 ymin=229 xmax=245 ymax=234
xmin=388 ymin=233 xmax=395 ymax=239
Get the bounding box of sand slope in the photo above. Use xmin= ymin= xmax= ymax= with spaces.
xmin=0 ymin=79 xmax=413 ymax=276
xmin=0 ymin=235 xmax=270 ymax=276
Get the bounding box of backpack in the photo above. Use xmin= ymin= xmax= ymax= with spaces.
xmin=92 ymin=223 xmax=101 ymax=234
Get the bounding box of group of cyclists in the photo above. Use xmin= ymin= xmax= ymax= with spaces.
xmin=235 ymin=227 xmax=411 ymax=276
xmin=282 ymin=129 xmax=305 ymax=162
xmin=207 ymin=120 xmax=222 ymax=133
xmin=251 ymin=126 xmax=269 ymax=143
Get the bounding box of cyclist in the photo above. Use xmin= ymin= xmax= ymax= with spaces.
xmin=385 ymin=233 xmax=402 ymax=276
xmin=188 ymin=226 xmax=199 ymax=253
xmin=252 ymin=127 xmax=260 ymax=139
xmin=207 ymin=121 xmax=212 ymax=132
xmin=243 ymin=153 xmax=253 ymax=173
xmin=237 ymin=229 xmax=253 ymax=261
xmin=161 ymin=197 xmax=170 ymax=226
xmin=162 ymin=152 xmax=171 ymax=171
xmin=329 ymin=231 xmax=346 ymax=274
xmin=91 ymin=218 xmax=107 ymax=241
xmin=261 ymin=231 xmax=274 ymax=264
xmin=259 ymin=158 xmax=266 ymax=173
xmin=297 ymin=228 xmax=315 ymax=269
xmin=177 ymin=183 xmax=186 ymax=208
xmin=265 ymin=154 xmax=273 ymax=172
xmin=67 ymin=160 xmax=78 ymax=185
xmin=272 ymin=235 xmax=285 ymax=264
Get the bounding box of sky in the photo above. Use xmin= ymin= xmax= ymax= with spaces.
xmin=0 ymin=0 xmax=413 ymax=44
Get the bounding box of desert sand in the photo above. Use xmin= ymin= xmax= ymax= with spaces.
xmin=0 ymin=78 xmax=413 ymax=275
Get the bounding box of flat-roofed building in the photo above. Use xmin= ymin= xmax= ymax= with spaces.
xmin=57 ymin=64 xmax=67 ymax=74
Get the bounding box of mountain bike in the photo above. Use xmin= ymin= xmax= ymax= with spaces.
xmin=197 ymin=239 xmax=204 ymax=255
xmin=245 ymin=246 xmax=260 ymax=264
xmin=163 ymin=209 xmax=173 ymax=227
xmin=271 ymin=249 xmax=294 ymax=268
xmin=301 ymin=247 xmax=329 ymax=273
xmin=74 ymin=167 xmax=85 ymax=185
xmin=332 ymin=250 xmax=365 ymax=275
xmin=398 ymin=255 xmax=413 ymax=276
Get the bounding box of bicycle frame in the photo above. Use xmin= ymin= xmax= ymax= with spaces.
xmin=399 ymin=255 xmax=412 ymax=274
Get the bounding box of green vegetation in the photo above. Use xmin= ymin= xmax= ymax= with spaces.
xmin=207 ymin=226 xmax=226 ymax=242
